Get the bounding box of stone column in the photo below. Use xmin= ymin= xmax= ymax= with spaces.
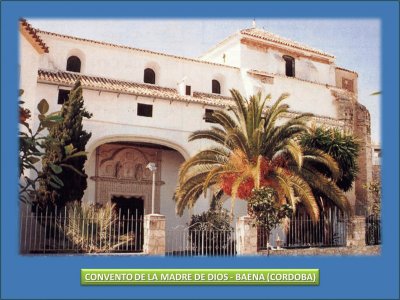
xmin=143 ymin=214 xmax=165 ymax=255
xmin=347 ymin=216 xmax=366 ymax=247
xmin=236 ymin=215 xmax=258 ymax=255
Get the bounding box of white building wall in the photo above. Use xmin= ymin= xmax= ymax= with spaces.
xmin=27 ymin=28 xmax=356 ymax=231
xmin=240 ymin=44 xmax=335 ymax=86
xmin=19 ymin=34 xmax=41 ymax=127
xmin=262 ymin=77 xmax=337 ymax=118
xmin=240 ymin=75 xmax=337 ymax=118
xmin=35 ymin=82 xmax=242 ymax=214
xmin=38 ymin=33 xmax=242 ymax=97
xmin=200 ymin=36 xmax=242 ymax=67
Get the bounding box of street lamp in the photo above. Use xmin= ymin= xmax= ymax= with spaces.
xmin=146 ymin=162 xmax=157 ymax=214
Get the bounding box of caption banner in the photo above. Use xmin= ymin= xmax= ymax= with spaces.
xmin=81 ymin=269 xmax=319 ymax=286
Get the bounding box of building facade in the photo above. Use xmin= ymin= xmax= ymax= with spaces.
xmin=19 ymin=20 xmax=374 ymax=237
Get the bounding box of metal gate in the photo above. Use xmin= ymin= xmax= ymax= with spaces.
xmin=166 ymin=222 xmax=236 ymax=256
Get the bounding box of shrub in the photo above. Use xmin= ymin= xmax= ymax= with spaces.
xmin=19 ymin=91 xmax=64 ymax=204
xmin=188 ymin=209 xmax=234 ymax=255
xmin=60 ymin=202 xmax=134 ymax=253
xmin=247 ymin=187 xmax=292 ymax=254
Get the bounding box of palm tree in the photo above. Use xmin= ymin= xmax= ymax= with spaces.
xmin=174 ymin=90 xmax=349 ymax=222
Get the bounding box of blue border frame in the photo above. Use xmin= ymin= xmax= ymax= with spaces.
xmin=1 ymin=1 xmax=399 ymax=299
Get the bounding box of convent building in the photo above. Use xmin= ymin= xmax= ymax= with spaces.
xmin=19 ymin=19 xmax=373 ymax=238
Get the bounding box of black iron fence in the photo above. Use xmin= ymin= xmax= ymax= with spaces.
xmin=20 ymin=205 xmax=143 ymax=254
xmin=166 ymin=223 xmax=236 ymax=256
xmin=365 ymin=214 xmax=381 ymax=245
xmin=258 ymin=207 xmax=348 ymax=250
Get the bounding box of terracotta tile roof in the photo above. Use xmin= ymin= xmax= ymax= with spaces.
xmin=335 ymin=66 xmax=358 ymax=75
xmin=37 ymin=69 xmax=343 ymax=127
xmin=37 ymin=30 xmax=239 ymax=70
xmin=20 ymin=19 xmax=49 ymax=53
xmin=37 ymin=69 xmax=234 ymax=107
xmin=248 ymin=69 xmax=337 ymax=89
xmin=192 ymin=92 xmax=235 ymax=102
xmin=241 ymin=28 xmax=334 ymax=58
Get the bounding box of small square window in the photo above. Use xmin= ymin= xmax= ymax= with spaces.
xmin=137 ymin=103 xmax=153 ymax=117
xmin=204 ymin=109 xmax=217 ymax=123
xmin=185 ymin=85 xmax=191 ymax=96
xmin=58 ymin=89 xmax=70 ymax=105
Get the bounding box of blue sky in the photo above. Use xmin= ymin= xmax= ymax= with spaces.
xmin=29 ymin=18 xmax=381 ymax=143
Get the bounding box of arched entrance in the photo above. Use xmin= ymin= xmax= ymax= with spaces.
xmin=90 ymin=141 xmax=165 ymax=213
xmin=84 ymin=138 xmax=190 ymax=252
xmin=86 ymin=139 xmax=188 ymax=219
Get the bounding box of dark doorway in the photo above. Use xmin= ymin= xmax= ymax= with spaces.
xmin=111 ymin=196 xmax=144 ymax=252
xmin=111 ymin=195 xmax=144 ymax=218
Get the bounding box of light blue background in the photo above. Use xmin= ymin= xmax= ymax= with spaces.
xmin=1 ymin=1 xmax=399 ymax=299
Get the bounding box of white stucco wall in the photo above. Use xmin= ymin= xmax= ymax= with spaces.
xmin=38 ymin=32 xmax=242 ymax=97
xmin=19 ymin=34 xmax=41 ymax=127
xmin=200 ymin=36 xmax=242 ymax=67
xmin=24 ymin=27 xmax=358 ymax=233
xmin=240 ymin=44 xmax=335 ymax=86
xmin=35 ymin=82 xmax=237 ymax=210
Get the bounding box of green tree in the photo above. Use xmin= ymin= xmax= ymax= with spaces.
xmin=300 ymin=126 xmax=359 ymax=193
xmin=247 ymin=187 xmax=292 ymax=255
xmin=38 ymin=80 xmax=92 ymax=208
xmin=174 ymin=90 xmax=349 ymax=222
xmin=19 ymin=90 xmax=64 ymax=203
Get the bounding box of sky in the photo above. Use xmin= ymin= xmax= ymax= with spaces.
xmin=28 ymin=19 xmax=381 ymax=144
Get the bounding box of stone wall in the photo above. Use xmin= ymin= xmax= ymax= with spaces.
xmin=236 ymin=215 xmax=258 ymax=255
xmin=143 ymin=214 xmax=165 ymax=255
xmin=331 ymin=88 xmax=372 ymax=215
xmin=347 ymin=216 xmax=366 ymax=247
xmin=372 ymin=165 xmax=381 ymax=183
xmin=266 ymin=245 xmax=380 ymax=256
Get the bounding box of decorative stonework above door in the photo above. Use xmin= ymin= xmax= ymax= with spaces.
xmin=91 ymin=143 xmax=163 ymax=213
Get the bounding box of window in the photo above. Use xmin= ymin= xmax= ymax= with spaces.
xmin=57 ymin=89 xmax=70 ymax=104
xmin=204 ymin=109 xmax=217 ymax=123
xmin=185 ymin=85 xmax=191 ymax=96
xmin=137 ymin=103 xmax=153 ymax=117
xmin=212 ymin=80 xmax=221 ymax=94
xmin=342 ymin=78 xmax=354 ymax=92
xmin=144 ymin=68 xmax=156 ymax=84
xmin=66 ymin=56 xmax=81 ymax=73
xmin=283 ymin=55 xmax=295 ymax=77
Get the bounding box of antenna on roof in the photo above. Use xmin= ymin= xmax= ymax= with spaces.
xmin=252 ymin=19 xmax=257 ymax=29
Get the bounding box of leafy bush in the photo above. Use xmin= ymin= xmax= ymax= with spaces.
xmin=188 ymin=209 xmax=234 ymax=255
xmin=19 ymin=90 xmax=64 ymax=204
xmin=300 ymin=126 xmax=360 ymax=192
xmin=248 ymin=187 xmax=292 ymax=253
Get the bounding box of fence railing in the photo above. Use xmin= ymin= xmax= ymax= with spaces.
xmin=258 ymin=209 xmax=348 ymax=250
xmin=166 ymin=223 xmax=236 ymax=256
xmin=20 ymin=205 xmax=143 ymax=254
xmin=366 ymin=214 xmax=381 ymax=245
